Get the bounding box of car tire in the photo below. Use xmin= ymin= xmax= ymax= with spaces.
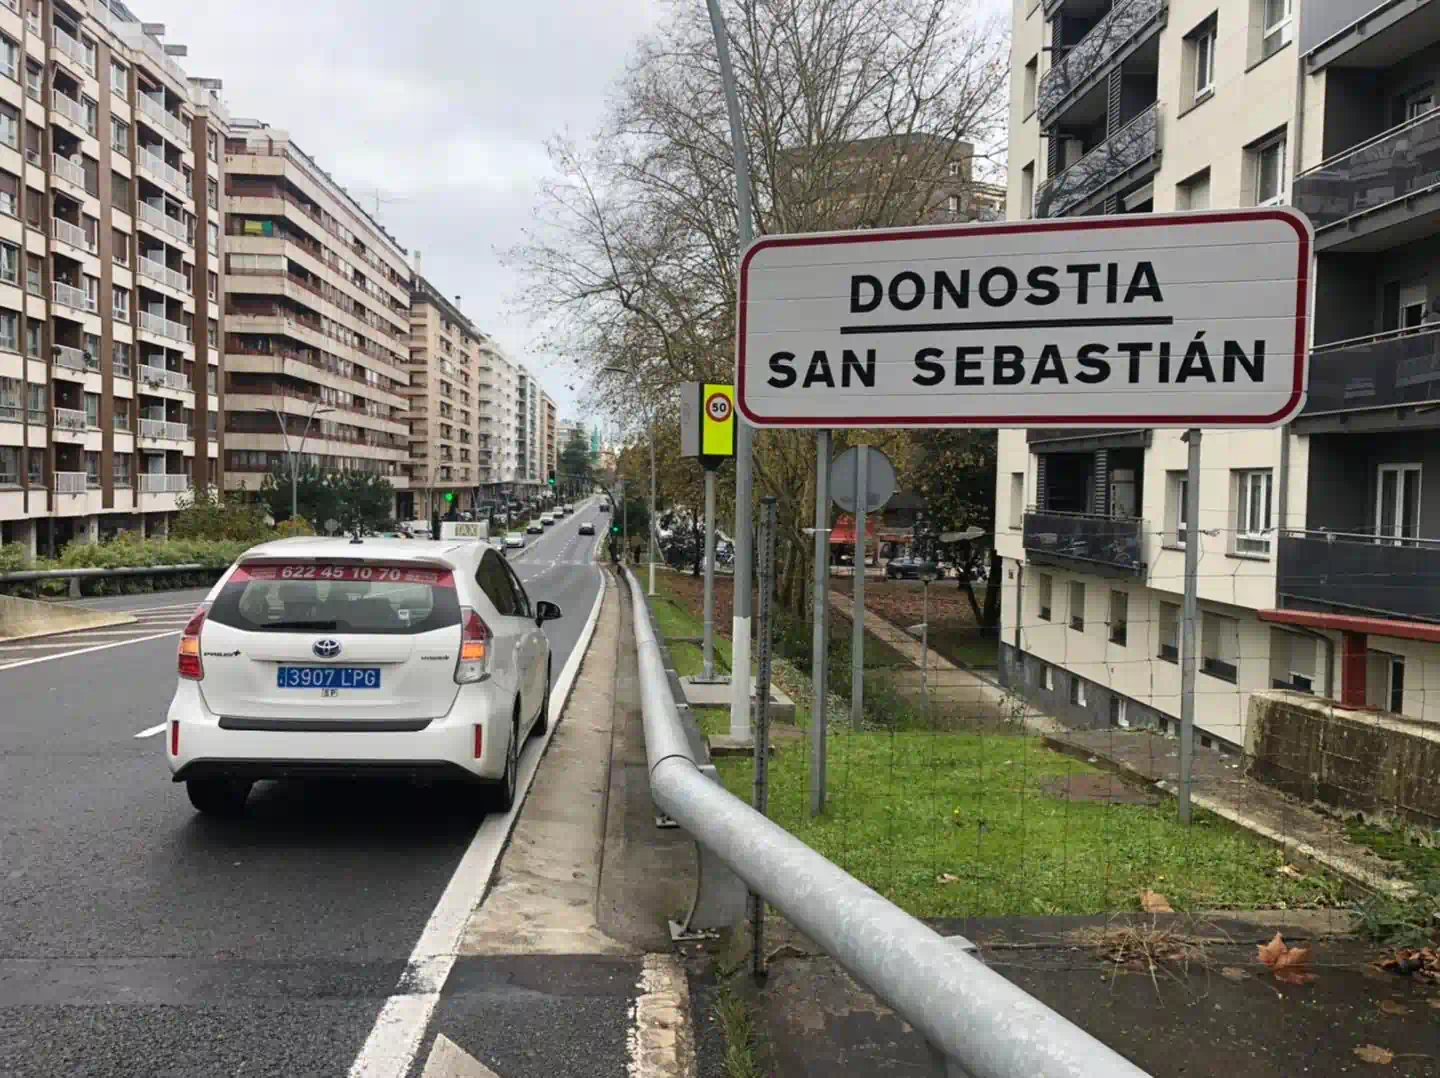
xmin=531 ymin=662 xmax=551 ymax=738
xmin=186 ymin=777 xmax=253 ymax=817
xmin=487 ymin=708 xmax=520 ymax=813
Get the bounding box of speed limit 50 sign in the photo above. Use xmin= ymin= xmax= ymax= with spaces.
xmin=679 ymin=381 xmax=735 ymax=465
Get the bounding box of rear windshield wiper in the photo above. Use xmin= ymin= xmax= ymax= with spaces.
xmin=256 ymin=619 xmax=340 ymax=631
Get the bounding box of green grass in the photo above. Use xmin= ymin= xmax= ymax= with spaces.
xmin=712 ymin=731 xmax=1342 ymax=918
xmin=1346 ymin=819 xmax=1440 ymax=881
xmin=928 ymin=627 xmax=999 ymax=669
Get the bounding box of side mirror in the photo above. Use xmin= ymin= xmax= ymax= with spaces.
xmin=535 ymin=600 xmax=562 ymax=625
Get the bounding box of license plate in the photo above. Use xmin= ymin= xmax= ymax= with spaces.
xmin=276 ymin=666 xmax=382 ymax=689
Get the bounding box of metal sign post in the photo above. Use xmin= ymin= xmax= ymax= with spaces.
xmin=851 ymin=447 xmax=868 ymax=730
xmin=1179 ymin=429 xmax=1202 ymax=825
xmin=751 ymin=496 xmax=778 ymax=979
xmin=702 ymin=467 xmax=719 ymax=680
xmin=810 ymin=431 xmax=831 ymax=817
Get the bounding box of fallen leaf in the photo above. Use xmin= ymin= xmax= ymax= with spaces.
xmin=1220 ymin=967 xmax=1251 ymax=982
xmin=1353 ymin=1044 xmax=1394 ymax=1064
xmin=1378 ymin=1000 xmax=1411 ymax=1016
xmin=937 ymin=873 xmax=960 ymax=884
xmin=1275 ymin=864 xmax=1305 ymax=879
xmin=1258 ymin=933 xmax=1317 ymax=984
xmin=1140 ymin=889 xmax=1174 ymax=913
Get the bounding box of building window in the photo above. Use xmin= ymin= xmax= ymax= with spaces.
xmin=24 ymin=319 xmax=40 ymax=358
xmin=26 ymin=382 xmax=45 ymax=424
xmin=1367 ymin=651 xmax=1406 ymax=714
xmin=947 ymin=160 xmax=962 ymax=178
xmin=0 ymin=308 xmax=16 ymax=351
xmin=1376 ymin=463 xmax=1422 ymax=543
xmin=0 ymin=169 xmax=17 ymax=216
xmin=1068 ymin=580 xmax=1085 ymax=631
xmin=82 ymin=95 xmax=97 ymax=136
xmin=110 ymin=58 xmax=126 ymax=98
xmin=207 ymin=271 xmax=217 ymax=299
xmin=1009 ymin=472 xmax=1024 ymax=529
xmin=1270 ymin=629 xmax=1315 ymax=692
xmin=1260 ymin=0 xmax=1293 ymax=59
xmin=113 ymin=452 xmax=132 ymax=486
xmin=1250 ymin=131 xmax=1287 ymax=206
xmin=1041 ymin=664 xmax=1054 ymax=691
xmin=84 ymin=392 xmax=99 ymax=428
xmin=0 ymin=240 xmax=16 ymax=285
xmin=1176 ymin=168 xmax=1211 ymax=210
xmin=114 ymin=340 xmax=131 ymax=375
xmin=112 ymin=285 xmax=129 ymax=323
xmin=946 ymin=194 xmax=960 ymax=218
xmin=1189 ymin=19 xmax=1216 ymax=102
xmin=112 ymin=170 xmax=130 ymax=205
xmin=113 ymin=228 xmax=128 ymax=265
xmin=207 ymin=177 xmax=218 ymax=209
xmin=27 ymin=445 xmax=43 ymax=484
xmin=1109 ymin=590 xmax=1128 ymax=646
xmin=84 ymin=450 xmax=100 ymax=486
xmin=111 ymin=117 xmax=128 ymax=155
xmin=1232 ymin=469 xmax=1272 ymax=555
xmin=1022 ymin=55 xmax=1038 ymax=116
xmin=1069 ymin=675 xmax=1088 ymax=707
xmin=0 ymin=100 xmax=16 ymax=151
xmin=113 ymin=398 xmax=129 ymax=431
xmin=1202 ymin=611 xmax=1240 ymax=683
xmin=207 ymin=318 xmax=217 ymax=347
xmin=207 ymin=220 xmax=218 ymax=253
xmin=1020 ymin=162 xmax=1034 ymax=219
xmin=0 ymin=376 xmax=16 ymax=421
xmin=25 ymin=253 xmax=40 ymax=296
xmin=1165 ymin=470 xmax=1189 ymax=547
xmin=207 ymin=130 xmax=218 ymax=162
xmin=24 ymin=60 xmax=40 ymax=102
xmin=1037 ymin=572 xmax=1052 ymax=620
xmin=0 ymin=445 xmax=16 ymax=484
xmin=0 ymin=34 xmax=15 ymax=81
xmin=1158 ymin=602 xmax=1179 ymax=661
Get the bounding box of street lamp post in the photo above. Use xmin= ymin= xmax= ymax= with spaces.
xmin=601 ymin=366 xmax=657 ymax=597
xmin=270 ymin=400 xmax=333 ymax=523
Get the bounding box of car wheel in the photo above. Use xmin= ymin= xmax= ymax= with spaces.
xmin=531 ymin=661 xmax=551 ymax=738
xmin=186 ymin=777 xmax=253 ymax=817
xmin=487 ymin=709 xmax=520 ymax=813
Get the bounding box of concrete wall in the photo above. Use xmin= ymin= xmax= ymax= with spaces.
xmin=1247 ymin=690 xmax=1440 ymax=827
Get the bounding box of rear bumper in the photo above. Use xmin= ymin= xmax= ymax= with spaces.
xmin=165 ymin=681 xmax=513 ymax=783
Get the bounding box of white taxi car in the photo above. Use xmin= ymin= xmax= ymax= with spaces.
xmin=166 ymin=537 xmax=561 ymax=816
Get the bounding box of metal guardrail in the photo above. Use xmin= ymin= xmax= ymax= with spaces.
xmin=0 ymin=564 xmax=211 ymax=599
xmin=624 ymin=566 xmax=1152 ymax=1078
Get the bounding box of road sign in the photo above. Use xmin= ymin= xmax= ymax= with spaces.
xmin=680 ymin=381 xmax=736 ymax=462
xmin=736 ymin=209 xmax=1313 ymax=429
xmin=830 ymin=446 xmax=896 ymax=513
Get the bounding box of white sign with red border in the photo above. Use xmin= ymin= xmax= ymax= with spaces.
xmin=736 ymin=209 xmax=1312 ymax=429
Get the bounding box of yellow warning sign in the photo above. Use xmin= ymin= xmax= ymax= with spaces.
xmin=701 ymin=383 xmax=735 ymax=458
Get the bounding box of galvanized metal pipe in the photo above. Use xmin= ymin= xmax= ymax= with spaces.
xmin=626 ymin=568 xmax=1152 ymax=1078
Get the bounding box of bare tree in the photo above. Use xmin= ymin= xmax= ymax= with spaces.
xmin=509 ymin=0 xmax=1009 ymax=616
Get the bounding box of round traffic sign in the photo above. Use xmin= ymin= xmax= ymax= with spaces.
xmin=829 ymin=446 xmax=897 ymax=514
xmin=705 ymin=391 xmax=732 ymax=424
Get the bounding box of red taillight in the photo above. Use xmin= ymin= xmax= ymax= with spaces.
xmin=177 ymin=602 xmax=210 ymax=680
xmin=455 ymin=607 xmax=492 ymax=684
xmin=170 ymin=720 xmax=180 ymax=756
xmin=473 ymin=725 xmax=483 ymax=758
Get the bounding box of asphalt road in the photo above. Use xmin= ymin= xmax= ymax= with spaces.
xmin=0 ymin=505 xmax=607 ymax=1078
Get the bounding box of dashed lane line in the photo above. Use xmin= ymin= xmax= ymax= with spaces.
xmin=0 ymin=629 xmax=187 ymax=672
xmin=134 ymin=723 xmax=167 ymax=739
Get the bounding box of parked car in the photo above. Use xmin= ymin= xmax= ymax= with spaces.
xmin=578 ymin=521 xmax=595 ymax=536
xmin=886 ymin=556 xmax=941 ymax=581
xmin=165 ymin=536 xmax=562 ymax=816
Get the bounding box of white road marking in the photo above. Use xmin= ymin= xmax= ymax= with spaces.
xmin=421 ymin=1035 xmax=501 ymax=1078
xmin=346 ymin=558 xmax=609 ymax=1078
xmin=134 ymin=723 xmax=167 ymax=739
xmin=0 ymin=629 xmax=184 ymax=671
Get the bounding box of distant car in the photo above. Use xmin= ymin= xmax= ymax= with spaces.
xmin=886 ymin=556 xmax=941 ymax=581
xmin=578 ymin=522 xmax=595 ymax=536
xmin=527 ymin=519 xmax=544 ymax=534
xmin=598 ymin=502 xmax=610 ymax=513
xmin=540 ymin=514 xmax=554 ymax=526
xmin=165 ymin=536 xmax=562 ymax=816
xmin=374 ymin=531 xmax=409 ymax=540
xmin=502 ymin=531 xmax=525 ymax=550
xmin=563 ymin=504 xmax=574 ymax=514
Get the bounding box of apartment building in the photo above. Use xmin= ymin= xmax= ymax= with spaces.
xmin=541 ymin=390 xmax=556 ymax=483
xmin=995 ymin=0 xmax=1440 ymax=748
xmin=406 ymin=273 xmax=487 ymax=518
xmin=0 ymin=1 xmax=225 ymax=555
xmin=220 ymin=121 xmax=411 ymax=519
xmin=516 ymin=367 xmax=540 ymax=487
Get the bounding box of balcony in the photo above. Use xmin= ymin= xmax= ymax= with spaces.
xmin=1292 ymin=109 xmax=1440 ymax=251
xmin=138 ymin=364 xmax=188 ymax=392
xmin=138 ymin=148 xmax=187 ymax=198
xmin=53 ymin=407 xmax=88 ymax=435
xmin=54 ymin=471 xmax=88 ymax=494
xmin=1306 ymin=0 xmax=1440 ymax=73
xmin=137 ymin=255 xmax=189 ymax=293
xmin=51 ymin=24 xmax=96 ymax=76
xmin=137 ymin=94 xmax=190 ymax=148
xmin=52 ymin=344 xmax=87 ymax=372
xmin=1037 ymin=0 xmax=1167 ymax=125
xmin=1035 ymin=102 xmax=1161 ymax=219
xmin=138 ymin=311 xmax=191 ymax=343
xmin=1278 ymin=529 xmax=1440 ymax=623
xmin=137 ymin=201 xmax=190 ymax=245
xmin=50 ymin=90 xmax=93 ymax=136
xmin=1297 ymin=325 xmax=1440 ymax=431
xmin=51 ymin=153 xmax=86 ymax=191
xmin=51 ymin=217 xmax=96 ymax=255
xmin=1022 ymin=510 xmax=1146 ymax=576
xmin=139 ymin=473 xmax=189 ymax=494
xmin=139 ymin=418 xmax=187 ymax=441
xmin=52 ymin=281 xmax=96 ymax=313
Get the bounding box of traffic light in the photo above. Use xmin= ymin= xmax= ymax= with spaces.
xmin=443 ymin=491 xmax=454 ymax=504
xmin=611 ymin=524 xmax=620 ymax=534
xmin=548 ymin=470 xmax=556 ymax=488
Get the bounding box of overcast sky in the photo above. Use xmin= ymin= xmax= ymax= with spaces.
xmin=134 ymin=0 xmax=665 ymax=423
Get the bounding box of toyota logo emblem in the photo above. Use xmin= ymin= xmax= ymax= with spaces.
xmin=313 ymin=638 xmax=342 ymax=659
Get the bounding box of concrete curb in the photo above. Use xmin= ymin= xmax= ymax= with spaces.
xmin=0 ymin=594 xmax=138 ymax=641
xmin=627 ymin=954 xmax=697 ymax=1078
